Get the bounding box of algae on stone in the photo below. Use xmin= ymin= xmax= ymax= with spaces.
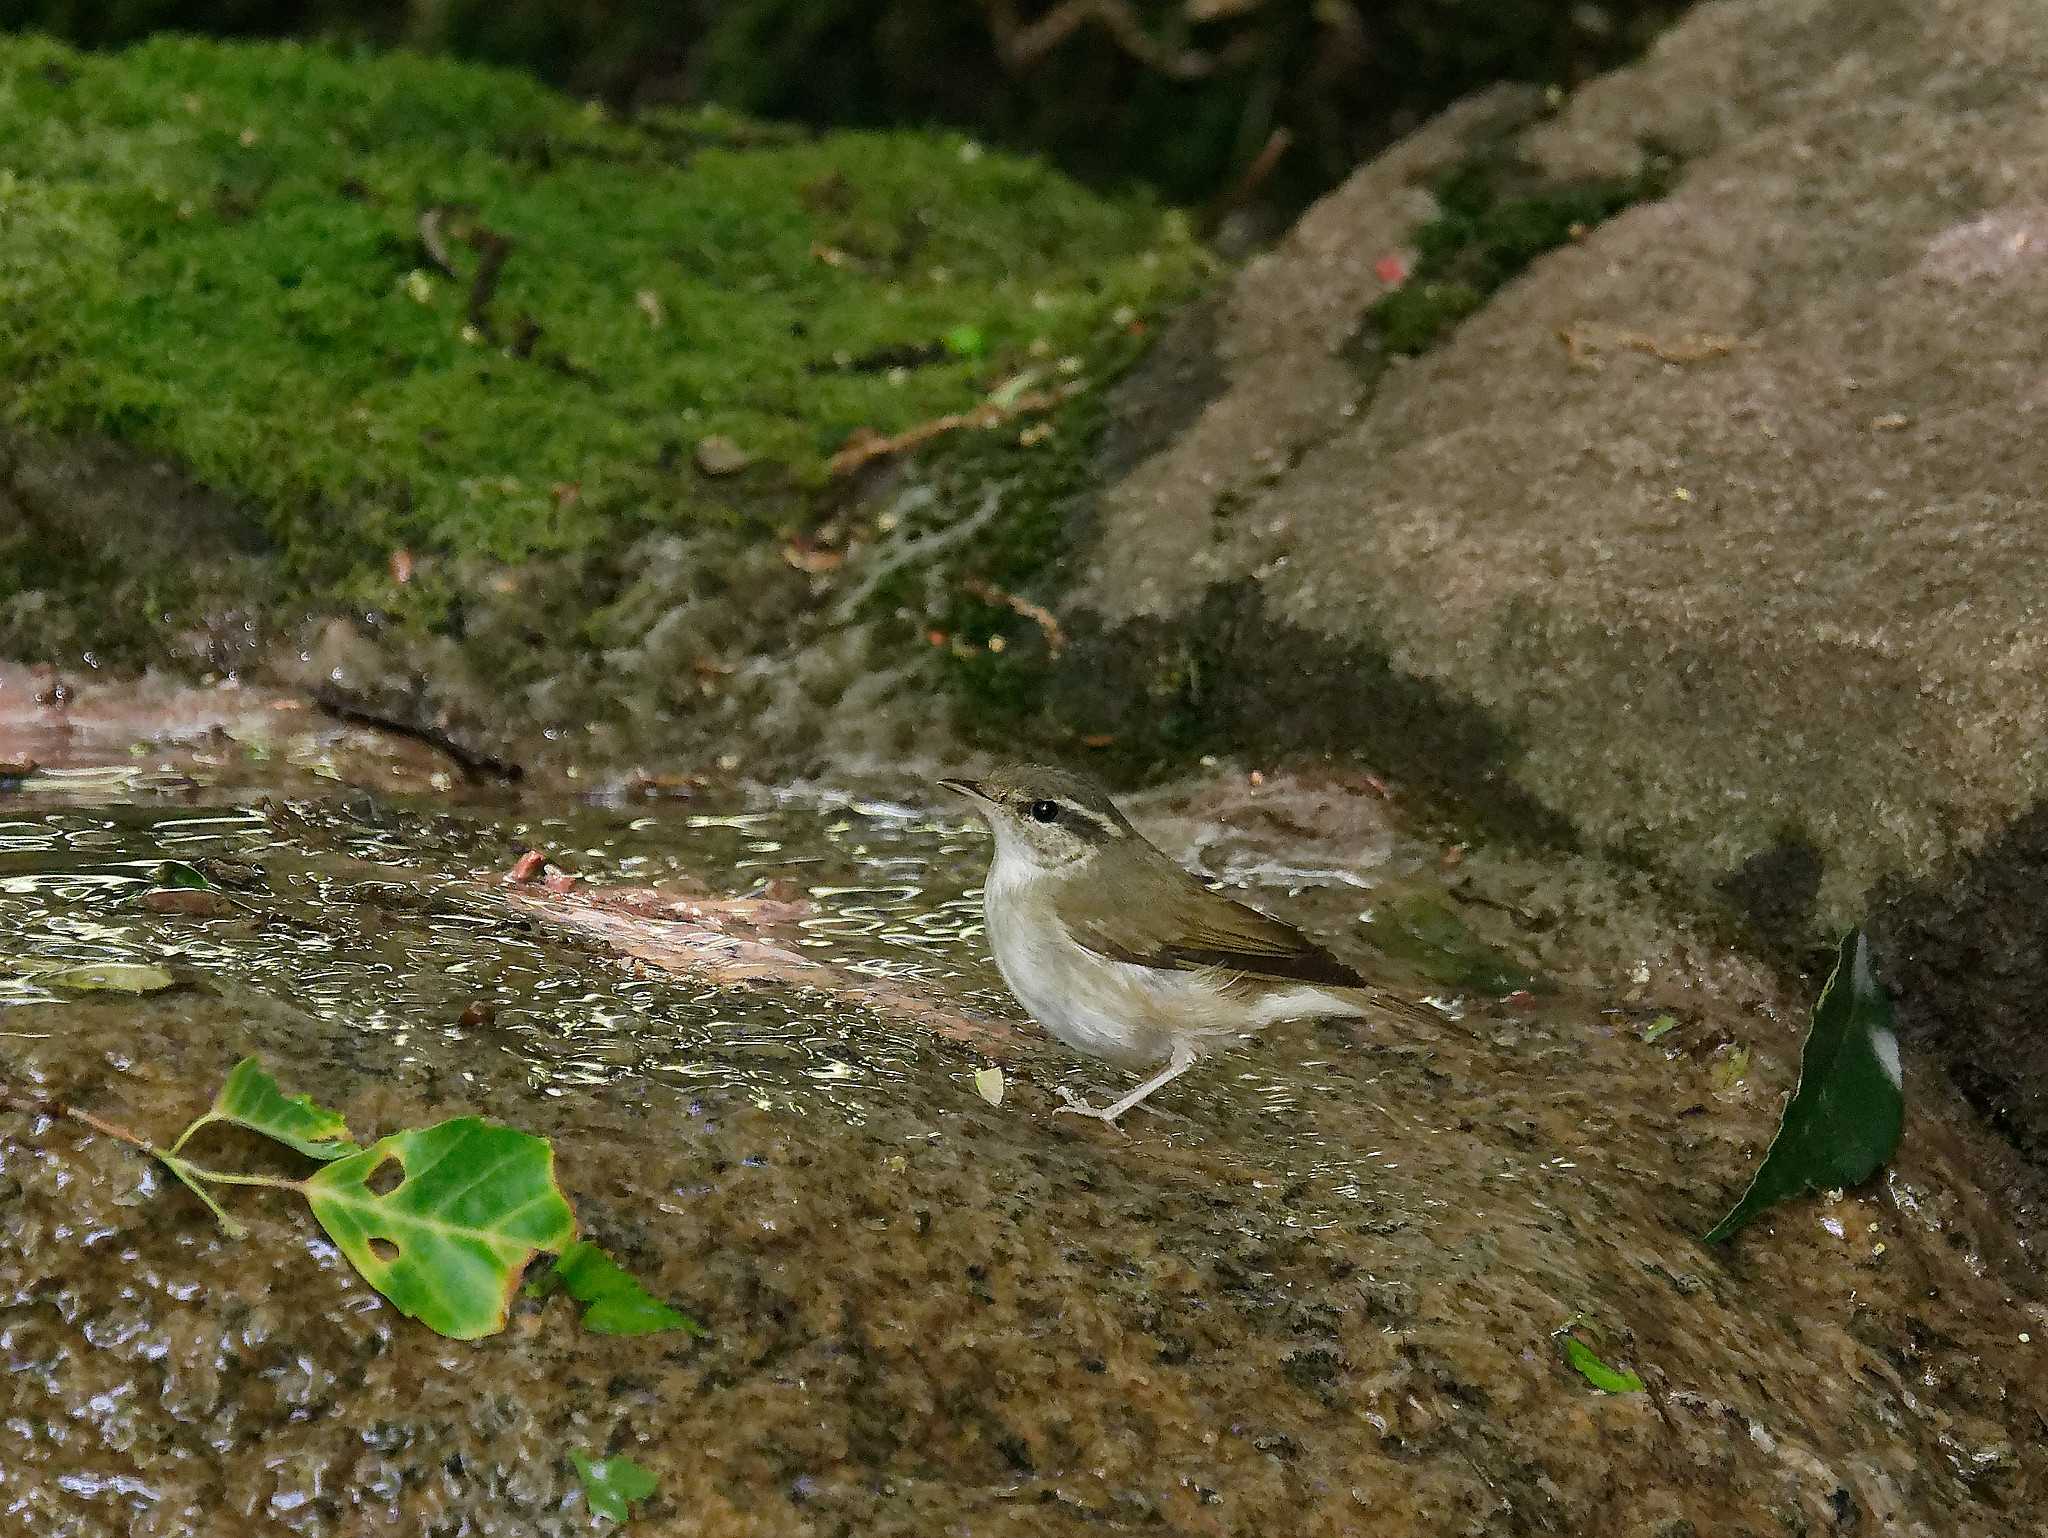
xmin=1367 ymin=146 xmax=1676 ymax=356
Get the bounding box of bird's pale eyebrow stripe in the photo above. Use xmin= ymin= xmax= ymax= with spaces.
xmin=1060 ymin=800 xmax=1125 ymax=838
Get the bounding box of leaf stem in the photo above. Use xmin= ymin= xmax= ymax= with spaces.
xmin=60 ymin=1104 xmax=301 ymax=1236
xmin=160 ymin=1156 xmax=249 ymax=1239
xmin=167 ymin=1111 xmax=220 ymax=1157
xmin=169 ymin=1164 xmax=306 ymax=1192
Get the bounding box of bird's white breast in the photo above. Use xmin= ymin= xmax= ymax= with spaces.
xmin=979 ymin=849 xmax=1357 ymax=1070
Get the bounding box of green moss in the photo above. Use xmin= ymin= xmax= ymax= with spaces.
xmin=1368 ymin=150 xmax=1676 ymax=356
xmin=829 ymin=310 xmax=1160 ymax=739
xmin=935 ymin=398 xmax=1120 ymax=733
xmin=1358 ymin=893 xmax=1540 ymax=995
xmin=0 ymin=33 xmax=1203 ymax=616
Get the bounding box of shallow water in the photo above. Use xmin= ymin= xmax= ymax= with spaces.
xmin=4 ymin=783 xmax=998 ymax=1118
xmin=0 ymin=759 xmax=1510 ymax=1153
xmin=2 ymin=731 xmax=2043 ymax=1537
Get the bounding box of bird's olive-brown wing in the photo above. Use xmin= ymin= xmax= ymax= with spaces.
xmin=1053 ymin=867 xmax=1367 ymax=987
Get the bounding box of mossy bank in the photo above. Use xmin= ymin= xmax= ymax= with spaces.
xmin=0 ymin=33 xmax=1204 ymax=763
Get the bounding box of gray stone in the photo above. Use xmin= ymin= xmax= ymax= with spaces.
xmin=1080 ymin=0 xmax=2048 ymax=930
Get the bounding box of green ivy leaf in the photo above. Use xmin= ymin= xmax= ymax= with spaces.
xmin=1557 ymin=1332 xmax=1644 ymax=1393
xmin=571 ymin=1451 xmax=658 ymax=1522
xmin=1705 ymin=929 xmax=1903 ymax=1243
xmin=187 ymin=1057 xmax=359 ymax=1162
xmin=154 ymin=860 xmax=218 ymax=891
xmin=303 ymin=1118 xmax=577 ymax=1339
xmin=6 ymin=958 xmax=175 ymax=994
xmin=551 ymin=1240 xmax=705 ymax=1337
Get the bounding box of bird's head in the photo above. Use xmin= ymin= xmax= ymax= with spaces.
xmin=939 ymin=763 xmax=1136 ymax=876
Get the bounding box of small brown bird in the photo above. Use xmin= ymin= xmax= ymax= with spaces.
xmin=943 ymin=764 xmax=1435 ymax=1124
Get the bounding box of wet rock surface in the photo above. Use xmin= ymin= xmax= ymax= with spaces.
xmin=2 ymin=734 xmax=2043 ymax=1536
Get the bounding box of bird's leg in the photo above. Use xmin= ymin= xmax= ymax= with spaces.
xmin=1056 ymin=1043 xmax=1199 ymax=1126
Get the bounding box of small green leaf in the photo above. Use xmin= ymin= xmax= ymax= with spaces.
xmin=303 ymin=1117 xmax=577 ymax=1339
xmin=1706 ymin=1042 xmax=1751 ymax=1096
xmin=1640 ymin=1014 xmax=1677 ymax=1044
xmin=973 ymin=1066 xmax=1005 ymax=1106
xmin=202 ymin=1057 xmax=359 ymax=1161
xmin=154 ymin=860 xmax=218 ymax=891
xmin=943 ymin=324 xmax=986 ymax=359
xmin=1558 ymin=1332 xmax=1644 ymax=1393
xmin=571 ymin=1451 xmax=658 ymax=1522
xmin=7 ymin=959 xmax=176 ymax=994
xmin=987 ymin=369 xmax=1041 ymax=409
xmin=1705 ymin=929 xmax=1903 ymax=1244
xmin=552 ymin=1241 xmax=704 ymax=1336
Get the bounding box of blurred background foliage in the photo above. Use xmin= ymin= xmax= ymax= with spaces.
xmin=19 ymin=1 xmax=1681 ymax=213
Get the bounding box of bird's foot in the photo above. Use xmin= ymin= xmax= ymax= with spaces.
xmin=1053 ymin=1086 xmax=1128 ymax=1132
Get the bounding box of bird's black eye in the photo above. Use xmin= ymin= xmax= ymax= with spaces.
xmin=1028 ymin=799 xmax=1061 ymax=824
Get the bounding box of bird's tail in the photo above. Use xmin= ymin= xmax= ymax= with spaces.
xmin=1331 ymin=983 xmax=1457 ymax=1038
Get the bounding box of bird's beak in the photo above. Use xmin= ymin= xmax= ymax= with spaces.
xmin=938 ymin=777 xmax=987 ymax=801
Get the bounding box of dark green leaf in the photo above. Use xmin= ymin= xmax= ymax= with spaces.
xmin=154 ymin=860 xmax=218 ymax=891
xmin=303 ymin=1118 xmax=577 ymax=1339
xmin=571 ymin=1451 xmax=658 ymax=1522
xmin=200 ymin=1057 xmax=359 ymax=1161
xmin=1705 ymin=929 xmax=1903 ymax=1243
xmin=1558 ymin=1332 xmax=1644 ymax=1393
xmin=553 ymin=1240 xmax=704 ymax=1337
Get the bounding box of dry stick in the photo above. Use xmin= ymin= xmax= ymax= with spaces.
xmin=1558 ymin=323 xmax=1754 ymax=368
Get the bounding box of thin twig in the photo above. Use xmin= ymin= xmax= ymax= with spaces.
xmin=828 ymin=382 xmax=1082 ymax=478
xmin=983 ymin=0 xmax=1215 ymax=79
xmin=962 ymin=577 xmax=1068 ymax=656
xmin=831 ymin=485 xmax=1008 ymax=618
xmin=61 ymin=1105 xmax=242 ymax=1234
xmin=1558 ymin=323 xmax=1754 ymax=368
xmin=465 ymin=229 xmax=513 ymax=342
xmin=1208 ymin=124 xmax=1292 ymax=228
xmin=417 ymin=205 xmax=463 ymax=279
xmin=62 ymin=1103 xmax=159 ymax=1151
xmin=312 ymin=684 xmax=524 ymax=782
